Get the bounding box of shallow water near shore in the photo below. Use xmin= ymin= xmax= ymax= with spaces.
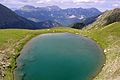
xmin=14 ymin=33 xmax=105 ymax=80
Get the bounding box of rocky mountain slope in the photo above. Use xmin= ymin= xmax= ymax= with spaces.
xmin=86 ymin=8 xmax=120 ymax=28
xmin=35 ymin=20 xmax=62 ymax=28
xmin=0 ymin=4 xmax=39 ymax=29
xmin=15 ymin=5 xmax=101 ymax=26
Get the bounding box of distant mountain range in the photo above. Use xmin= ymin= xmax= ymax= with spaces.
xmin=15 ymin=5 xmax=101 ymax=27
xmin=0 ymin=4 xmax=61 ymax=29
xmin=0 ymin=3 xmax=102 ymax=29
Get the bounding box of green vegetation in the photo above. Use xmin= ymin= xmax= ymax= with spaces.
xmin=105 ymin=8 xmax=120 ymax=25
xmin=0 ymin=22 xmax=120 ymax=80
xmin=70 ymin=22 xmax=86 ymax=29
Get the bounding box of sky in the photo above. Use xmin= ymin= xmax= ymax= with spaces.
xmin=0 ymin=0 xmax=120 ymax=11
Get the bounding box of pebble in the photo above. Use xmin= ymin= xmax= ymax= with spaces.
xmin=109 ymin=70 xmax=112 ymax=72
xmin=2 ymin=74 xmax=5 ymax=77
xmin=2 ymin=51 xmax=5 ymax=53
xmin=48 ymin=29 xmax=50 ymax=31
xmin=76 ymin=33 xmax=79 ymax=34
xmin=104 ymin=49 xmax=107 ymax=53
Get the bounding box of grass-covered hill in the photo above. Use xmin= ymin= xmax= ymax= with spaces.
xmin=0 ymin=21 xmax=120 ymax=80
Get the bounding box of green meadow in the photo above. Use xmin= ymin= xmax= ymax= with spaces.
xmin=0 ymin=22 xmax=120 ymax=80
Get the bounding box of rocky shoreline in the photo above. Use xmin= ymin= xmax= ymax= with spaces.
xmin=0 ymin=48 xmax=15 ymax=79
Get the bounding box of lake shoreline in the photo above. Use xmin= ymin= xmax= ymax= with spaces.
xmin=13 ymin=32 xmax=106 ymax=80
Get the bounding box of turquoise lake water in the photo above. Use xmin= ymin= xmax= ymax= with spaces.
xmin=14 ymin=33 xmax=105 ymax=80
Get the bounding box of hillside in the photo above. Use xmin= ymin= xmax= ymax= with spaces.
xmin=86 ymin=8 xmax=120 ymax=28
xmin=15 ymin=5 xmax=101 ymax=26
xmin=70 ymin=14 xmax=101 ymax=29
xmin=70 ymin=22 xmax=86 ymax=29
xmin=81 ymin=14 xmax=102 ymax=25
xmin=0 ymin=21 xmax=120 ymax=80
xmin=0 ymin=4 xmax=39 ymax=29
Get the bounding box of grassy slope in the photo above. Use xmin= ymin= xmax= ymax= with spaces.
xmin=0 ymin=22 xmax=120 ymax=80
xmin=85 ymin=22 xmax=120 ymax=80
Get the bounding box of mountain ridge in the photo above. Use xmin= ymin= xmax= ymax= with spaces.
xmin=15 ymin=5 xmax=101 ymax=26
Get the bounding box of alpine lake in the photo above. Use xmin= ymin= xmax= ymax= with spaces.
xmin=14 ymin=33 xmax=105 ymax=80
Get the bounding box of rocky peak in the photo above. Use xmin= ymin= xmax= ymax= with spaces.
xmin=20 ymin=5 xmax=36 ymax=12
xmin=46 ymin=5 xmax=61 ymax=11
xmin=20 ymin=5 xmax=61 ymax=11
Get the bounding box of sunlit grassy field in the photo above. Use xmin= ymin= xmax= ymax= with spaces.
xmin=0 ymin=22 xmax=120 ymax=80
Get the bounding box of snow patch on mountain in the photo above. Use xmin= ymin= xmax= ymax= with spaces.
xmin=68 ymin=15 xmax=76 ymax=18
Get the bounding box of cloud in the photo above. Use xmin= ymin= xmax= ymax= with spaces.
xmin=0 ymin=0 xmax=120 ymax=11
xmin=36 ymin=0 xmax=106 ymax=4
xmin=0 ymin=0 xmax=106 ymax=4
xmin=113 ymin=4 xmax=119 ymax=7
xmin=72 ymin=0 xmax=105 ymax=3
